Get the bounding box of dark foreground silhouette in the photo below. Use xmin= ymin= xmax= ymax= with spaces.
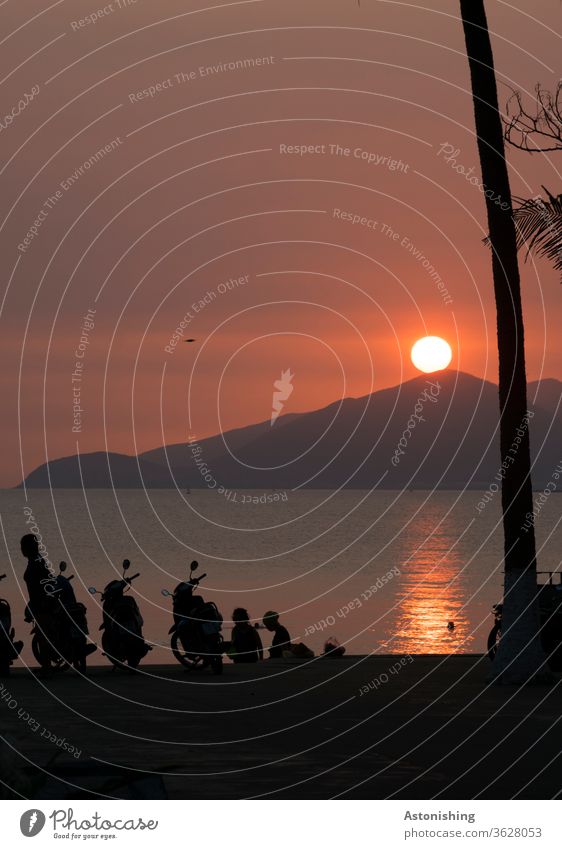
xmin=1 ymin=655 xmax=560 ymax=800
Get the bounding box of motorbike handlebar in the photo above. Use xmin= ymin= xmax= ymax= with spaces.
xmin=187 ymin=573 xmax=206 ymax=586
xmin=127 ymin=572 xmax=141 ymax=582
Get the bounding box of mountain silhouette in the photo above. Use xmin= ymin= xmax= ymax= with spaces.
xmin=19 ymin=371 xmax=562 ymax=490
xmin=20 ymin=451 xmax=172 ymax=489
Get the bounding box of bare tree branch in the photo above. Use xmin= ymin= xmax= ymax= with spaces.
xmin=504 ymin=82 xmax=562 ymax=153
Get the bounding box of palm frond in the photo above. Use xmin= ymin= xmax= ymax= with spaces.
xmin=512 ymin=189 xmax=562 ymax=280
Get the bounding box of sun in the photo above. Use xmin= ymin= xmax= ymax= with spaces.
xmin=411 ymin=336 xmax=452 ymax=373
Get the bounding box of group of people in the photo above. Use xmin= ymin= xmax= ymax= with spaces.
xmin=17 ymin=533 xmax=296 ymax=666
xmin=15 ymin=533 xmax=336 ymax=671
xmin=227 ymin=608 xmax=292 ymax=662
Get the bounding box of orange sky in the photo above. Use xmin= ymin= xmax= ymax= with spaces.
xmin=1 ymin=0 xmax=560 ymax=486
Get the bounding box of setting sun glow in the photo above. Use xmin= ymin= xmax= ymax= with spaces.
xmin=411 ymin=336 xmax=452 ymax=373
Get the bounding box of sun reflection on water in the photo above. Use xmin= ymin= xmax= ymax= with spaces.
xmin=383 ymin=508 xmax=474 ymax=654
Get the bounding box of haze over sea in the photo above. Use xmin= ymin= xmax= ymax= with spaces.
xmin=3 ymin=489 xmax=562 ymax=665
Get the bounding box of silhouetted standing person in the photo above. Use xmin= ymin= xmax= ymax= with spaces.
xmin=20 ymin=534 xmax=54 ymax=668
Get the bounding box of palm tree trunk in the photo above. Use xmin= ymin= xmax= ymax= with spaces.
xmin=459 ymin=0 xmax=547 ymax=682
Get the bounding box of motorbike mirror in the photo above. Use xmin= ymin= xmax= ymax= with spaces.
xmin=161 ymin=589 xmax=172 ymax=597
xmin=0 ymin=574 xmax=6 ymax=582
xmin=59 ymin=561 xmax=67 ymax=573
xmin=88 ymin=587 xmax=98 ymax=595
xmin=190 ymin=559 xmax=198 ymax=573
xmin=123 ymin=559 xmax=130 ymax=571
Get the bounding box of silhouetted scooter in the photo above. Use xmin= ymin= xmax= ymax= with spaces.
xmin=90 ymin=559 xmax=151 ymax=670
xmin=162 ymin=560 xmax=223 ymax=674
xmin=27 ymin=561 xmax=96 ymax=673
xmin=0 ymin=574 xmax=23 ymax=676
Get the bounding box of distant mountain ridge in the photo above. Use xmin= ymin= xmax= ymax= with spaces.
xmin=19 ymin=371 xmax=562 ymax=490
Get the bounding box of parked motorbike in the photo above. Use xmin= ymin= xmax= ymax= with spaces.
xmin=162 ymin=560 xmax=223 ymax=674
xmin=89 ymin=559 xmax=151 ymax=670
xmin=488 ymin=572 xmax=562 ymax=669
xmin=0 ymin=574 xmax=23 ymax=676
xmin=487 ymin=603 xmax=502 ymax=660
xmin=27 ymin=561 xmax=96 ymax=673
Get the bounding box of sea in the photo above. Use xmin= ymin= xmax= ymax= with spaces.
xmin=2 ymin=489 xmax=561 ymax=665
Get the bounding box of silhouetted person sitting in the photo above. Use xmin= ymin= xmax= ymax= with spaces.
xmin=263 ymin=611 xmax=291 ymax=658
xmin=230 ymin=608 xmax=263 ymax=663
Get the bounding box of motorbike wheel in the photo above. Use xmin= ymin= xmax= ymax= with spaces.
xmin=171 ymin=631 xmax=206 ymax=670
xmin=126 ymin=646 xmax=147 ymax=669
xmin=487 ymin=624 xmax=500 ymax=660
xmin=75 ymin=643 xmax=97 ymax=672
xmin=103 ymin=631 xmax=146 ymax=671
xmin=210 ymin=634 xmax=224 ymax=675
xmin=102 ymin=631 xmax=129 ymax=671
xmin=125 ymin=633 xmax=150 ymax=670
xmin=31 ymin=633 xmax=69 ymax=672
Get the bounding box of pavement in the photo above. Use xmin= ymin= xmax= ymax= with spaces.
xmin=1 ymin=654 xmax=561 ymax=799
